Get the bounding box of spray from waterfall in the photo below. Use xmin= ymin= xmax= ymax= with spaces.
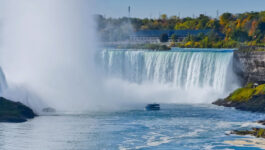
xmin=0 ymin=0 xmax=240 ymax=113
xmin=0 ymin=0 xmax=104 ymax=112
xmin=101 ymin=49 xmax=240 ymax=104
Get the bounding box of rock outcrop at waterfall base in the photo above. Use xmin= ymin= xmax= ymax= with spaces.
xmin=215 ymin=49 xmax=265 ymax=139
xmin=232 ymin=128 xmax=265 ymax=138
xmin=213 ymin=83 xmax=265 ymax=112
xmin=213 ymin=83 xmax=265 ymax=138
xmin=0 ymin=97 xmax=36 ymax=123
xmin=216 ymin=48 xmax=265 ymax=112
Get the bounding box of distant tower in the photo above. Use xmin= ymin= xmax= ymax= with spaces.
xmin=216 ymin=10 xmax=219 ymax=18
xmin=128 ymin=6 xmax=131 ymax=18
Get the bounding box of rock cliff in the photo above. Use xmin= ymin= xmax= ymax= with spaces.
xmin=234 ymin=51 xmax=265 ymax=84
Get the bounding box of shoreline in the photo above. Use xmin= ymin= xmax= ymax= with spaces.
xmin=213 ymin=83 xmax=265 ymax=139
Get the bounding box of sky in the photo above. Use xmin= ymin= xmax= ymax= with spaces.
xmin=94 ymin=0 xmax=265 ymax=18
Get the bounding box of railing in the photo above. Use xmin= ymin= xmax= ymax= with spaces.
xmin=238 ymin=46 xmax=265 ymax=52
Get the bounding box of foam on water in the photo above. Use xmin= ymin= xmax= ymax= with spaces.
xmin=0 ymin=104 xmax=264 ymax=150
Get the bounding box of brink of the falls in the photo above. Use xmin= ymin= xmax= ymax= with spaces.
xmin=100 ymin=49 xmax=240 ymax=104
xmin=0 ymin=1 xmax=240 ymax=113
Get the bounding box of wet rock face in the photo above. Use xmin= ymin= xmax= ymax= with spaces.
xmin=212 ymin=83 xmax=265 ymax=113
xmin=234 ymin=51 xmax=265 ymax=84
xmin=0 ymin=97 xmax=36 ymax=123
xmin=213 ymin=95 xmax=265 ymax=112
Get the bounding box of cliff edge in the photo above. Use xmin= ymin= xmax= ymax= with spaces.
xmin=234 ymin=50 xmax=265 ymax=84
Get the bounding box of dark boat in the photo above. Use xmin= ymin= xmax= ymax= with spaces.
xmin=145 ymin=103 xmax=160 ymax=111
xmin=42 ymin=107 xmax=56 ymax=113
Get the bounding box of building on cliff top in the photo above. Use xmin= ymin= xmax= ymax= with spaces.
xmin=129 ymin=29 xmax=213 ymax=43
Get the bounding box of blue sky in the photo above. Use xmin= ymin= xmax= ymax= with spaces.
xmin=94 ymin=0 xmax=265 ymax=18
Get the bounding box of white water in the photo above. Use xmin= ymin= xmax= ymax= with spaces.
xmin=0 ymin=67 xmax=7 ymax=95
xmin=0 ymin=0 xmax=100 ymax=113
xmin=0 ymin=0 xmax=240 ymax=112
xmin=101 ymin=49 xmax=240 ymax=103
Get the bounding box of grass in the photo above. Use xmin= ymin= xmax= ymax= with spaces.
xmin=233 ymin=128 xmax=265 ymax=138
xmin=256 ymin=128 xmax=265 ymax=138
xmin=227 ymin=83 xmax=265 ymax=102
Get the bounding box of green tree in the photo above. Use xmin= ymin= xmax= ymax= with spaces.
xmin=256 ymin=21 xmax=265 ymax=34
xmin=196 ymin=14 xmax=210 ymax=29
xmin=255 ymin=21 xmax=265 ymax=42
xmin=206 ymin=19 xmax=220 ymax=30
xmin=220 ymin=13 xmax=234 ymax=25
xmin=171 ymin=34 xmax=178 ymax=42
xmin=231 ymin=30 xmax=250 ymax=42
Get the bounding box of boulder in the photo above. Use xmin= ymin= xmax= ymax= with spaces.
xmin=0 ymin=97 xmax=36 ymax=123
xmin=232 ymin=128 xmax=265 ymax=138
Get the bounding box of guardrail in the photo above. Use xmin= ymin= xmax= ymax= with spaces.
xmin=238 ymin=46 xmax=265 ymax=51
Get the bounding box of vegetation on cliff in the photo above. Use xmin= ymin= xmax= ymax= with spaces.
xmin=104 ymin=43 xmax=171 ymax=51
xmin=227 ymin=83 xmax=265 ymax=102
xmin=96 ymin=11 xmax=265 ymax=48
xmin=232 ymin=128 xmax=265 ymax=138
xmin=174 ymin=31 xmax=239 ymax=48
xmin=0 ymin=97 xmax=36 ymax=123
xmin=238 ymin=45 xmax=265 ymax=52
xmin=214 ymin=83 xmax=265 ymax=139
xmin=213 ymin=83 xmax=265 ymax=112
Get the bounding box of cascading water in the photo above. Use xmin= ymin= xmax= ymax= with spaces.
xmin=0 ymin=67 xmax=7 ymax=95
xmin=0 ymin=0 xmax=240 ymax=112
xmin=101 ymin=49 xmax=240 ymax=103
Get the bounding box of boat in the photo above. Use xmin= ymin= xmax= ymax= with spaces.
xmin=42 ymin=107 xmax=56 ymax=113
xmin=145 ymin=103 xmax=160 ymax=111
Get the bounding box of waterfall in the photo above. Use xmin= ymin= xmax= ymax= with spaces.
xmin=0 ymin=67 xmax=7 ymax=95
xmin=101 ymin=49 xmax=239 ymax=103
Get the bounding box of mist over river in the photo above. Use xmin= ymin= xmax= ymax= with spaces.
xmin=0 ymin=1 xmax=264 ymax=149
xmin=1 ymin=49 xmax=264 ymax=149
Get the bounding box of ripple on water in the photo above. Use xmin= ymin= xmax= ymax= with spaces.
xmin=1 ymin=104 xmax=265 ymax=150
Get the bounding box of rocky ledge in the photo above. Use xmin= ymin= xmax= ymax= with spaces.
xmin=232 ymin=128 xmax=265 ymax=138
xmin=213 ymin=83 xmax=265 ymax=138
xmin=230 ymin=120 xmax=265 ymax=138
xmin=0 ymin=97 xmax=36 ymax=123
xmin=213 ymin=83 xmax=265 ymax=112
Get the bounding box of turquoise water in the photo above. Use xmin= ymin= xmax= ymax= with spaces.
xmin=100 ymin=49 xmax=239 ymax=104
xmin=0 ymin=49 xmax=262 ymax=149
xmin=1 ymin=104 xmax=265 ymax=150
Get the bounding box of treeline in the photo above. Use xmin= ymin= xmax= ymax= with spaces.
xmin=96 ymin=11 xmax=265 ymax=47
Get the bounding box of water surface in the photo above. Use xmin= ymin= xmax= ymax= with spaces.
xmin=1 ymin=104 xmax=265 ymax=150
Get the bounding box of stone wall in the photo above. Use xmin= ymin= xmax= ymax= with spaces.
xmin=233 ymin=51 xmax=265 ymax=84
